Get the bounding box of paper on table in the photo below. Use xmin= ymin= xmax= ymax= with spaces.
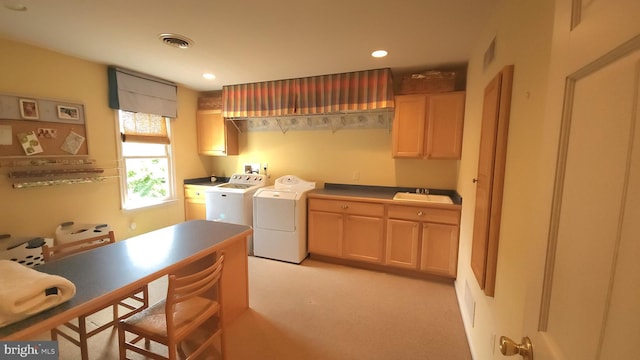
xmin=0 ymin=125 xmax=11 ymax=145
xmin=16 ymin=131 xmax=43 ymax=155
xmin=60 ymin=131 xmax=85 ymax=155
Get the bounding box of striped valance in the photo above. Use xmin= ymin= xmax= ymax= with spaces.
xmin=222 ymin=79 xmax=297 ymax=118
xmin=222 ymin=68 xmax=394 ymax=118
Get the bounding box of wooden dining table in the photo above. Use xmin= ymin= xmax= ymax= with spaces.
xmin=0 ymin=220 xmax=252 ymax=340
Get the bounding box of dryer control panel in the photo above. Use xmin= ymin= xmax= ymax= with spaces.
xmin=274 ymin=175 xmax=315 ymax=191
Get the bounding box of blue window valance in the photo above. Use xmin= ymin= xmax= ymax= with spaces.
xmin=108 ymin=67 xmax=177 ymax=118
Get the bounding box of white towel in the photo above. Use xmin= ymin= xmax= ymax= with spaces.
xmin=0 ymin=260 xmax=76 ymax=327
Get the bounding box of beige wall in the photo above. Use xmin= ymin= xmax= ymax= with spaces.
xmin=1 ymin=2 xmax=560 ymax=355
xmin=0 ymin=36 xmax=460 ymax=241
xmin=454 ymin=0 xmax=556 ymax=358
xmin=211 ymin=128 xmax=459 ymax=189
xmin=0 ymin=37 xmax=211 ymax=240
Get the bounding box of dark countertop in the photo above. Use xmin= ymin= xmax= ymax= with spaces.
xmin=309 ymin=183 xmax=462 ymax=206
xmin=183 ymin=176 xmax=230 ymax=186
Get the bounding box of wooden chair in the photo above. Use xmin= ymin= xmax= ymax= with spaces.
xmin=118 ymin=253 xmax=225 ymax=360
xmin=41 ymin=231 xmax=149 ymax=360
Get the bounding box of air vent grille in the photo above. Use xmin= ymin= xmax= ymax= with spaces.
xmin=159 ymin=34 xmax=193 ymax=49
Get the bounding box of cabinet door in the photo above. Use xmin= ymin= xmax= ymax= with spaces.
xmin=343 ymin=215 xmax=384 ymax=263
xmin=184 ymin=186 xmax=207 ymax=220
xmin=185 ymin=200 xmax=206 ymax=220
xmin=420 ymin=223 xmax=459 ymax=277
xmin=424 ymin=92 xmax=466 ymax=159
xmin=385 ymin=219 xmax=420 ymax=269
xmin=392 ymin=94 xmax=427 ymax=158
xmin=196 ymin=110 xmax=239 ymax=156
xmin=308 ymin=211 xmax=343 ymax=257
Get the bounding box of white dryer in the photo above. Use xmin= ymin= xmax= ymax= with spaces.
xmin=253 ymin=175 xmax=316 ymax=263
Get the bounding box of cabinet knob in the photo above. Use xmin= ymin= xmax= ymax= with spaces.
xmin=417 ymin=211 xmax=424 ymax=216
xmin=472 ymin=178 xmax=479 ymax=183
xmin=195 ymin=192 xmax=201 ymax=196
xmin=342 ymin=204 xmax=349 ymax=209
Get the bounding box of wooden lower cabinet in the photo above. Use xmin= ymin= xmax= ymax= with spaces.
xmin=184 ymin=185 xmax=208 ymax=221
xmin=308 ymin=211 xmax=343 ymax=257
xmin=386 ymin=205 xmax=460 ymax=278
xmin=343 ymin=215 xmax=384 ymax=263
xmin=308 ymin=199 xmax=385 ymax=264
xmin=385 ymin=219 xmax=420 ymax=269
xmin=309 ymin=197 xmax=461 ymax=278
xmin=420 ymin=223 xmax=459 ymax=277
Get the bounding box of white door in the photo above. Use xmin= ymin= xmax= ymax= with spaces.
xmin=518 ymin=1 xmax=640 ymax=359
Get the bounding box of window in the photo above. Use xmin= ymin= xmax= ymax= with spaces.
xmin=118 ymin=110 xmax=175 ymax=210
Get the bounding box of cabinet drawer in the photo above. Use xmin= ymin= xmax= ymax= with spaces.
xmin=388 ymin=205 xmax=460 ymax=225
xmin=309 ymin=198 xmax=384 ymax=217
xmin=184 ymin=186 xmax=208 ymax=200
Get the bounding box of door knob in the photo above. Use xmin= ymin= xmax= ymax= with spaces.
xmin=472 ymin=178 xmax=479 ymax=183
xmin=499 ymin=336 xmax=533 ymax=360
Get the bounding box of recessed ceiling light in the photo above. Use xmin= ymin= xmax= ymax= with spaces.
xmin=4 ymin=2 xmax=27 ymax=11
xmin=371 ymin=50 xmax=388 ymax=58
xmin=158 ymin=33 xmax=193 ymax=49
xmin=203 ymin=73 xmax=216 ymax=80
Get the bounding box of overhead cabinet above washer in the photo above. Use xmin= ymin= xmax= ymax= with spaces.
xmin=196 ymin=109 xmax=239 ymax=156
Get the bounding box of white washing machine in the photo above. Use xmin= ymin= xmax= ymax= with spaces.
xmin=205 ymin=173 xmax=266 ymax=254
xmin=253 ymin=175 xmax=316 ymax=263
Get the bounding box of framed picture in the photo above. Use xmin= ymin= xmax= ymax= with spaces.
xmin=57 ymin=105 xmax=80 ymax=120
xmin=19 ymin=99 xmax=39 ymax=120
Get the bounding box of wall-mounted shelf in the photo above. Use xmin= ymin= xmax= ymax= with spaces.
xmin=1 ymin=158 xmax=107 ymax=189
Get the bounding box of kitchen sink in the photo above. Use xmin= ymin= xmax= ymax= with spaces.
xmin=392 ymin=192 xmax=453 ymax=204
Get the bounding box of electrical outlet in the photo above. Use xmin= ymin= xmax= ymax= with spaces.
xmin=352 ymin=170 xmax=360 ymax=180
xmin=243 ymin=163 xmax=260 ymax=174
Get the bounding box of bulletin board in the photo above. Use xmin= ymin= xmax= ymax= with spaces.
xmin=0 ymin=94 xmax=88 ymax=157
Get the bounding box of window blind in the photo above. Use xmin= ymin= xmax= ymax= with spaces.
xmin=120 ymin=111 xmax=170 ymax=144
xmin=108 ymin=67 xmax=177 ymax=118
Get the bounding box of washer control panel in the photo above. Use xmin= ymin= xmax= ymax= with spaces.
xmin=229 ymin=173 xmax=267 ymax=186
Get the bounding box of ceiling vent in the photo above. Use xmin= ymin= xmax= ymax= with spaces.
xmin=158 ymin=33 xmax=193 ymax=49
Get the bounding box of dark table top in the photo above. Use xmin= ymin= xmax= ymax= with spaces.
xmin=0 ymin=220 xmax=251 ymax=340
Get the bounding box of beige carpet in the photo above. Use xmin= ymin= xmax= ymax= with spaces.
xmin=35 ymin=256 xmax=471 ymax=359
xmin=226 ymin=257 xmax=471 ymax=360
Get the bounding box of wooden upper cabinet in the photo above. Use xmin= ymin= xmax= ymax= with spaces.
xmin=392 ymin=92 xmax=465 ymax=159
xmin=196 ymin=110 xmax=239 ymax=156
xmin=425 ymin=92 xmax=466 ymax=159
xmin=392 ymin=94 xmax=427 ymax=157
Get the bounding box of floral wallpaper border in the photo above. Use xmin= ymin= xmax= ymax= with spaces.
xmin=231 ymin=110 xmax=394 ymax=133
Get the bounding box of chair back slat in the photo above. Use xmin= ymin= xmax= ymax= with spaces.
xmin=119 ymin=252 xmax=225 ymax=359
xmin=171 ymin=262 xmax=223 ymax=304
xmin=167 ymin=255 xmax=224 ymax=306
xmin=42 ymin=231 xmax=116 ymax=262
xmin=165 ymin=254 xmax=224 ymax=338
